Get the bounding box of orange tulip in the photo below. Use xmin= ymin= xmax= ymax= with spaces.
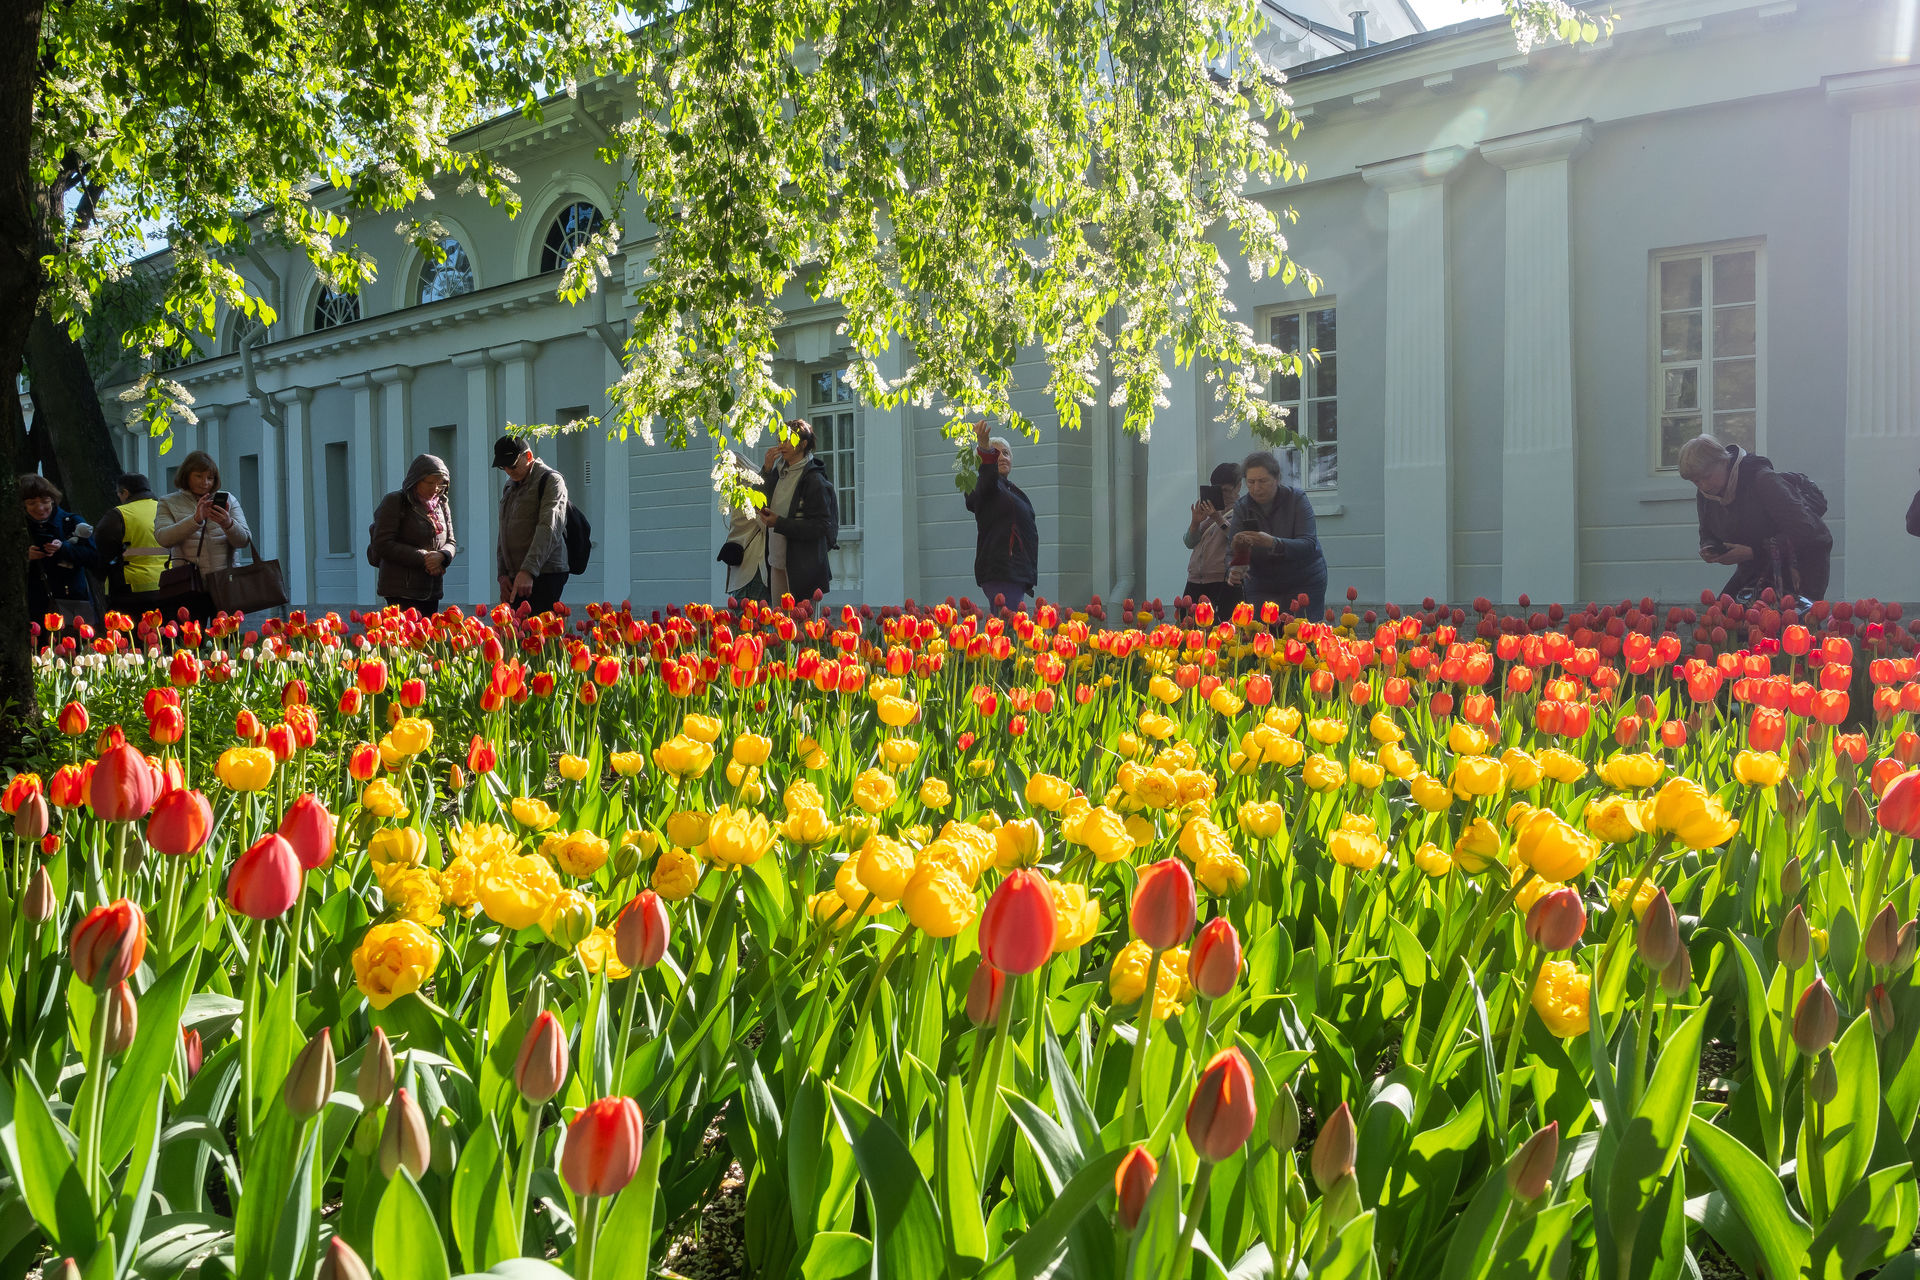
xmin=278 ymin=794 xmax=336 ymax=870
xmin=1131 ymin=859 xmax=1197 ymax=950
xmin=1188 ymin=917 xmax=1242 ymax=1000
xmin=513 ymin=1011 xmax=569 ymax=1104
xmin=1114 ymin=1146 xmax=1158 ymax=1229
xmin=1877 ymin=769 xmax=1920 ymax=838
xmin=561 ymin=1096 xmax=645 ymax=1197
xmin=614 ymin=891 xmax=670 ymax=970
xmin=226 ymin=834 xmax=303 ymax=920
xmin=1186 ymin=1047 xmax=1258 ymax=1162
xmin=90 ymin=743 xmax=158 ymax=822
xmin=71 ymin=899 xmax=147 ymax=990
xmin=147 ymin=788 xmax=214 ymax=856
xmin=978 ymin=869 xmax=1056 ymax=976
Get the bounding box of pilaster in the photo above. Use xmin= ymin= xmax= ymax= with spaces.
xmin=342 ymin=373 xmax=380 ymax=605
xmin=860 ymin=344 xmax=916 ymax=604
xmin=599 ymin=342 xmax=632 ymax=607
xmin=453 ymin=349 xmax=499 ymax=605
xmin=1145 ymin=360 xmax=1205 ymax=607
xmin=273 ymin=388 xmax=314 ymax=608
xmin=198 ymin=404 xmax=228 ymax=467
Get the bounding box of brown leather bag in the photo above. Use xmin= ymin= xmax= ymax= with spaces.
xmin=206 ymin=557 xmax=289 ymax=614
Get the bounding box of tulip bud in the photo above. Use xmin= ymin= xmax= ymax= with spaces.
xmin=1778 ymin=781 xmax=1805 ymax=827
xmin=71 ymin=899 xmax=147 ymax=990
xmin=561 ymin=1095 xmax=645 ymax=1197
xmin=1114 ymin=1147 xmax=1158 ymax=1230
xmin=613 ymin=891 xmax=670 ymax=970
xmin=1506 ymin=1121 xmax=1558 ymax=1201
xmin=226 ymin=833 xmax=303 ymax=920
xmin=277 ymin=794 xmax=336 ymax=871
xmin=378 ymin=1086 xmax=431 ymax=1179
xmin=1635 ymin=888 xmax=1680 ymax=971
xmin=1792 ymin=978 xmax=1839 ymax=1056
xmin=284 ymin=1028 xmax=335 ymax=1117
xmin=1268 ymin=1082 xmax=1301 ymax=1152
xmin=1788 ymin=738 xmax=1811 ymax=781
xmin=1779 ymin=854 xmax=1803 ymax=900
xmin=1131 ymin=859 xmax=1198 ymax=950
xmin=514 ymin=1011 xmax=569 ymax=1104
xmin=1870 ymin=983 xmax=1896 ymax=1038
xmin=1311 ymin=1101 xmax=1357 ymax=1192
xmin=24 ymin=865 xmax=55 ymax=925
xmin=1525 ymin=888 xmax=1586 ymax=953
xmin=1187 ymin=1048 xmax=1259 ymax=1163
xmin=1777 ymin=904 xmax=1810 ymax=970
xmin=101 ymin=981 xmax=138 ymax=1057
xmin=611 ymin=841 xmax=641 ymax=880
xmin=1844 ymin=788 xmax=1870 ymax=840
xmin=54 ymin=1260 xmax=80 ymax=1280
xmin=1808 ymin=1050 xmax=1839 ymax=1105
xmin=317 ymin=1237 xmax=373 ymax=1280
xmin=1188 ymin=917 xmax=1242 ymax=1000
xmin=544 ymin=897 xmax=595 ymax=950
xmin=182 ymin=1027 xmax=203 ymax=1080
xmin=1286 ymin=1175 xmax=1309 ymax=1225
xmin=357 ymin=1027 xmax=395 ymax=1107
xmin=1895 ymin=921 xmax=1918 ymax=975
xmin=13 ymin=791 xmax=48 ymax=842
xmin=966 ymin=960 xmax=1008 ymax=1028
xmin=1864 ymin=904 xmax=1901 ymax=969
xmin=978 ymin=868 xmax=1057 ymax=976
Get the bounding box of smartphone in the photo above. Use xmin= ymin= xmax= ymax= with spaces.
xmin=1701 ymin=540 xmax=1729 ymax=557
xmin=1198 ymin=484 xmax=1221 ymax=510
xmin=1231 ymin=544 xmax=1252 ymax=567
xmin=211 ymin=491 xmax=232 ymax=511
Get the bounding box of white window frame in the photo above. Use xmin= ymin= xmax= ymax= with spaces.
xmin=1261 ymin=299 xmax=1339 ymax=494
xmin=1649 ymin=239 xmax=1766 ymax=473
xmin=802 ymin=366 xmax=863 ymax=541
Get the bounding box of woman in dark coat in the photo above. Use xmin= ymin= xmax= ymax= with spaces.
xmin=758 ymin=420 xmax=838 ymax=605
xmin=1678 ymin=434 xmax=1831 ymax=602
xmin=1230 ymin=450 xmax=1327 ymax=620
xmin=370 ymin=454 xmax=457 ymax=613
xmin=965 ymin=420 xmax=1039 ymax=611
xmin=20 ymin=473 xmax=99 ymax=625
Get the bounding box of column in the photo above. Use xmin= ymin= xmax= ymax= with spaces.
xmin=1144 ymin=359 xmax=1205 ymax=606
xmin=1362 ymin=147 xmax=1467 ymax=607
xmin=343 ymin=373 xmax=380 ymax=604
xmin=274 ymin=388 xmax=314 ymax=608
xmin=1827 ymin=68 xmax=1920 ymax=600
xmin=599 ymin=341 xmax=633 ymax=606
xmin=860 ymin=343 xmax=916 ymax=604
xmin=1482 ymin=122 xmax=1591 ymax=606
xmin=453 ymin=349 xmax=498 ymax=605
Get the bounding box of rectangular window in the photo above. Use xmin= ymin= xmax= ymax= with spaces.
xmin=427 ymin=425 xmax=456 ymax=470
xmin=806 ymin=368 xmax=861 ymax=531
xmin=556 ymin=406 xmax=592 ymax=491
xmin=1266 ymin=303 xmax=1338 ymax=491
xmin=239 ymin=455 xmax=262 ymax=553
xmin=324 ymin=442 xmax=350 ymax=555
xmin=1652 ymin=242 xmax=1762 ymax=470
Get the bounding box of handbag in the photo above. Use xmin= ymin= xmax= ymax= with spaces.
xmin=206 ymin=556 xmax=289 ymax=614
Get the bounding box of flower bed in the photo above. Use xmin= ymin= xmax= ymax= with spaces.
xmin=3 ymin=594 xmax=1916 ymax=1279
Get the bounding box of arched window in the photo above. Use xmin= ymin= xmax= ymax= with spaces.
xmin=312 ymin=286 xmax=361 ymax=331
xmin=540 ymin=201 xmax=605 ymax=274
xmin=417 ymin=238 xmax=475 ymax=305
xmin=225 ymin=314 xmax=261 ymax=355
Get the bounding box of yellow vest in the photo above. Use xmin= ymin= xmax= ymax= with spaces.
xmin=116 ymin=498 xmax=165 ymax=592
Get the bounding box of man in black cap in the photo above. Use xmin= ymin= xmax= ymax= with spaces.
xmin=492 ymin=436 xmax=570 ymax=615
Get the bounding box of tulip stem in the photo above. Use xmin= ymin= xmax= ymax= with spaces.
xmin=238 ymin=916 xmax=266 ymax=1154
xmin=1168 ymin=1160 xmax=1214 ymax=1280
xmin=1120 ymin=948 xmax=1165 ymax=1148
xmin=853 ymin=925 xmax=916 ymax=1028
xmin=1495 ymin=947 xmax=1544 ymax=1152
xmin=516 ymin=1101 xmax=544 ymax=1247
xmin=80 ymin=993 xmax=113 ymax=1208
xmin=573 ymin=1191 xmax=602 ymax=1280
xmin=1624 ymin=981 xmax=1658 ymax=1116
xmin=1804 ymin=1065 xmax=1829 ymax=1228
xmin=613 ymin=969 xmax=645 ymax=1097
xmin=971 ymin=970 xmax=1018 ymax=1155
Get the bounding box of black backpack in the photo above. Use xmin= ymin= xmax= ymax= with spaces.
xmin=541 ymin=469 xmax=593 ymax=576
xmin=1778 ymin=471 xmax=1828 ymax=518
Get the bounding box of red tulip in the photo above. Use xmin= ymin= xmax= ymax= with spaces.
xmin=978 ymin=868 xmax=1057 ymax=976
xmin=966 ymin=960 xmax=1008 ymax=1028
xmin=1131 ymin=859 xmax=1197 ymax=950
xmin=338 ymin=688 xmax=363 ymax=716
xmin=1114 ymin=1146 xmax=1158 ymax=1229
xmin=1878 ymin=770 xmax=1920 ymax=838
xmin=398 ymin=678 xmax=426 ymax=708
xmin=147 ymin=704 xmax=185 ymax=745
xmin=1311 ymin=1100 xmax=1357 ymax=1191
xmin=1186 ymin=1047 xmax=1258 ymax=1162
xmin=1188 ymin=917 xmax=1242 ymax=1000
xmin=90 ymin=743 xmax=158 ymax=822
xmin=466 ymin=735 xmax=498 ymax=775
xmin=57 ymin=701 xmax=90 ymax=736
xmin=71 ymin=899 xmax=147 ymax=989
xmin=226 ymin=834 xmax=303 ymax=919
xmin=147 ymin=788 xmax=214 ymax=856
xmin=614 ymin=891 xmax=671 ymax=969
xmin=182 ymin=1027 xmax=204 ymax=1080
xmin=103 ymin=981 xmax=138 ymax=1057
xmin=265 ymin=724 xmax=296 ymax=762
xmin=0 ymin=772 xmax=40 ymax=815
xmin=513 ymin=1011 xmax=569 ymax=1104
xmin=1524 ymin=888 xmax=1586 ymax=953
xmin=278 ymin=794 xmax=337 ymax=870
xmin=348 ymin=744 xmax=380 ymax=782
xmin=561 ymin=1096 xmax=645 ymax=1197
xmin=356 ymin=660 xmax=388 ymax=695
xmin=48 ymin=763 xmax=90 ymax=809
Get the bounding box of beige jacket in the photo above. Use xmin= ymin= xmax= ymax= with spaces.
xmin=155 ymin=490 xmax=253 ymax=573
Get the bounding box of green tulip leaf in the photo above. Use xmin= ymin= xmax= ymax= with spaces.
xmin=375 ymin=1168 xmax=453 ymax=1280
xmin=450 ymin=1117 xmax=517 ymax=1271
xmin=594 ymin=1123 xmax=666 ymax=1280
xmin=1686 ymin=1117 xmax=1811 ymax=1279
xmin=1796 ymin=1012 xmax=1877 ymax=1225
xmin=828 ymin=1085 xmax=945 ymax=1279
xmin=5 ymin=1066 xmax=94 ymax=1258
xmin=798 ymin=1231 xmax=873 ymax=1279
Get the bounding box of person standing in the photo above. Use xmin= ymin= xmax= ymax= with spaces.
xmin=718 ymin=460 xmax=770 ymax=604
xmin=371 ymin=453 xmax=457 ymax=613
xmin=965 ymin=420 xmax=1039 ymax=611
xmin=493 ymin=436 xmax=570 ymax=615
xmin=20 ymin=474 xmax=99 ymax=623
xmin=758 ymin=419 xmax=837 ymax=604
xmin=92 ymin=472 xmax=169 ymax=606
xmin=1230 ymin=450 xmax=1327 ymax=620
xmin=1677 ymin=434 xmax=1831 ymax=602
xmin=1183 ymin=461 xmax=1242 ymax=612
xmin=154 ymin=450 xmax=252 ymax=620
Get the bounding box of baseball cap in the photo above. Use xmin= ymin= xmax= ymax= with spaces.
xmin=491 ymin=436 xmax=526 ymax=469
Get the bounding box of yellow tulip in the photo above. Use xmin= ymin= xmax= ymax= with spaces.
xmin=215 ymin=746 xmax=275 ymax=792
xmin=856 ymin=835 xmax=916 ymax=901
xmin=1454 ymin=817 xmax=1502 ymax=873
xmin=919 ymin=777 xmax=952 ymax=810
xmin=1051 ymin=881 xmax=1100 ymax=952
xmin=1350 ymin=757 xmax=1385 ymax=790
xmin=1734 ymin=751 xmax=1787 ymax=788
xmin=682 ymin=713 xmax=722 ymax=744
xmin=361 ymin=778 xmax=409 ymax=820
xmin=478 ymin=853 xmax=562 ymax=931
xmin=1513 ymin=810 xmax=1597 ymax=882
xmin=1538 ymin=749 xmax=1588 ymax=785
xmin=797 ymin=736 xmax=828 ymax=771
xmin=1080 ymin=808 xmax=1133 ymax=863
xmin=1609 ymin=876 xmax=1658 ymax=919
xmin=510 ymin=797 xmax=559 ymax=831
xmin=732 ymin=733 xmax=773 ymax=766
xmin=1448 ymin=723 xmax=1490 ymax=756
xmin=901 ymin=862 xmax=976 ymax=937
xmin=558 ymin=754 xmax=591 ymax=783
xmin=1196 ymin=849 xmax=1250 ymax=896
xmin=439 ymin=856 xmax=482 ymax=912
xmin=852 ymin=769 xmax=900 ymax=814
xmin=1304 ymin=754 xmax=1346 ymax=793
xmin=1648 ymin=778 xmax=1740 ymax=850
xmin=576 ymin=927 xmax=631 ymax=980
xmin=876 ymin=696 xmax=919 ymax=728
xmin=1369 ymin=712 xmax=1404 ymax=745
xmin=1379 ymin=743 xmax=1419 ymax=780
xmin=1264 ymin=706 xmax=1303 ymax=735
xmin=446 ymin=820 xmax=514 ymax=867
xmin=368 ymin=827 xmax=426 ymax=870
xmin=1138 ymin=713 xmax=1178 ymax=741
xmin=1410 ymin=773 xmax=1453 ymax=813
xmin=1237 ymin=801 xmax=1285 ymax=839
xmin=1412 ymin=842 xmax=1453 ymax=877
xmin=1307 ymin=717 xmax=1348 ymax=745
xmin=540 ymin=829 xmax=611 ymax=878
xmin=1599 ymin=753 xmax=1664 ymax=790
xmin=1501 ymin=749 xmax=1543 ymax=791
xmin=785 ymin=779 xmax=825 ymax=814
xmin=653 ymin=735 xmax=716 ymax=780
xmin=705 ymin=805 xmax=776 ymax=865
xmin=1109 ymin=940 xmax=1191 ymax=1019
xmin=880 ymin=737 xmax=921 ymax=767
xmin=1531 ymin=959 xmax=1591 ymax=1037
xmin=1179 ymin=816 xmax=1233 ymax=863
xmin=1125 ymin=814 xmax=1156 ymax=849
xmin=1450 ymin=756 xmax=1508 ymax=800
xmin=782 ymin=806 xmax=833 ymax=846
xmin=541 ymin=889 xmax=596 ymax=948
xmin=1115 ymin=732 xmax=1146 ymax=759
xmin=1208 ymin=686 xmax=1245 ymax=717
xmin=1329 ymin=828 xmax=1386 ymax=871
xmin=1024 ymin=772 xmax=1074 ymax=812
xmin=652 ymin=848 xmax=703 ymax=900
xmin=1584 ymin=794 xmax=1648 ymax=844
xmin=666 ymin=809 xmax=712 ymax=849
xmin=610 ymin=751 xmax=647 ymax=778
xmin=1148 ymin=674 xmax=1182 ymax=705
xmin=353 ymin=920 xmax=442 ymax=1010
xmin=376 ymin=864 xmax=446 ymax=927
xmin=385 ymin=716 xmax=434 ymax=757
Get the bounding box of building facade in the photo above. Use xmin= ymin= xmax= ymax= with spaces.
xmin=107 ymin=0 xmax=1920 ymax=614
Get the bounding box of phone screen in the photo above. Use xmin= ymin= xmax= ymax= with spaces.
xmin=1198 ymin=485 xmax=1219 ymax=510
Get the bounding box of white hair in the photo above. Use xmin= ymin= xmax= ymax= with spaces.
xmin=988 ymin=436 xmax=1013 ymax=456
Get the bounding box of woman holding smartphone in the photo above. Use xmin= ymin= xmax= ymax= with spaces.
xmin=155 ymin=451 xmax=251 ymax=621
xmin=1230 ymin=450 xmax=1327 ymax=620
xmin=1183 ymin=462 xmax=1242 ymax=613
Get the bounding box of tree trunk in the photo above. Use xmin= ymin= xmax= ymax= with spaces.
xmin=0 ymin=0 xmax=50 ymax=763
xmin=26 ymin=309 xmax=125 ymax=521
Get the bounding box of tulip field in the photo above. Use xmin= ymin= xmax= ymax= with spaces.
xmin=5 ymin=590 xmax=1920 ymax=1280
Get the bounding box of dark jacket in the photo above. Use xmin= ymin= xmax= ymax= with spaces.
xmin=27 ymin=505 xmax=98 ymax=616
xmin=1696 ymin=445 xmax=1831 ymax=601
xmin=760 ymin=453 xmax=837 ymax=602
xmin=964 ymin=457 xmax=1039 ymax=591
xmin=1231 ymin=485 xmax=1327 ymax=616
xmin=373 ymin=454 xmax=457 ymax=602
xmin=1906 ymin=488 xmax=1920 ymax=538
xmin=497 ymin=457 xmax=568 ymax=580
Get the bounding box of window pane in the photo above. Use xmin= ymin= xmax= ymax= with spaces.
xmin=1713 ymin=358 xmax=1756 ymax=411
xmin=1663 ymin=367 xmax=1699 ymax=412
xmin=1311 ymin=444 xmax=1338 ymax=491
xmin=1660 ymin=258 xmax=1703 ymax=311
xmin=325 ymin=443 xmax=350 ymax=554
xmin=1280 ymin=449 xmax=1303 ymax=488
xmin=1712 ymin=251 xmax=1756 ymax=305
xmin=1311 ymin=309 xmax=1336 ymax=352
xmin=1312 ymin=398 xmax=1337 ymax=444
xmin=1273 ymin=369 xmax=1300 ymax=404
xmin=810 ymin=371 xmax=836 ymax=406
xmin=1270 ymin=312 xmax=1300 ymax=350
xmin=1712 ymin=305 xmax=1755 ymax=358
xmin=1713 ymin=411 xmax=1757 ymax=451
xmin=1660 ymin=414 xmax=1702 ymax=468
xmin=1660 ymin=313 xmax=1702 ymax=362
xmin=1313 ymin=351 xmax=1335 ymax=397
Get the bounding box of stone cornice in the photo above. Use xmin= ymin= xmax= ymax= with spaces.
xmin=370 ymin=364 xmax=415 ymax=386
xmin=1479 ymin=120 xmax=1595 ymax=169
xmin=1359 ymin=146 xmax=1469 ymax=190
xmin=1823 ymin=65 xmax=1920 ymax=110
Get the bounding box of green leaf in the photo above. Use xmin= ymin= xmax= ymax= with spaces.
xmin=1603 ymin=1006 xmax=1705 ymax=1264
xmin=110 ymin=1092 xmax=165 ymax=1277
xmin=1797 ymin=1012 xmax=1877 ymax=1223
xmin=6 ymin=1067 xmax=94 ymax=1258
xmin=1001 ymin=1090 xmax=1083 ymax=1193
xmin=594 ymin=1123 xmax=666 ymax=1280
xmin=270 ymin=1122 xmax=321 ymax=1280
xmin=1685 ymin=1118 xmax=1811 ymax=1279
xmin=798 ymin=1232 xmax=872 ymax=1279
xmin=101 ymin=951 xmax=198 ymax=1173
xmin=939 ymin=1080 xmax=988 ymax=1267
xmin=828 ymin=1086 xmax=944 ymax=1279
xmin=232 ymin=1101 xmax=304 ymax=1277
xmin=450 ymin=1118 xmax=517 ymax=1272
xmin=1489 ymin=1200 xmax=1574 ymax=1280
xmin=376 ymin=1169 xmax=453 ymax=1280
xmin=1811 ymin=1163 xmax=1919 ymax=1278
xmin=1123 ymin=1144 xmax=1183 ymax=1280
xmin=1312 ymin=1208 xmax=1377 ymax=1280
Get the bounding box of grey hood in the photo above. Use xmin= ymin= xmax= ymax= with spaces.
xmin=403 ymin=454 xmax=451 ymax=492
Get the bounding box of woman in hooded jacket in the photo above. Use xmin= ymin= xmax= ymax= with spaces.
xmin=371 ymin=454 xmax=457 ymax=613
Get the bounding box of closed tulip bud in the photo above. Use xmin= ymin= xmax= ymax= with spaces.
xmin=278 ymin=794 xmax=336 ymax=871
xmin=13 ymin=790 xmax=48 ymax=842
xmin=357 ymin=1027 xmax=395 ymax=1107
xmin=1525 ymin=888 xmax=1586 ymax=953
xmin=1808 ymin=1050 xmax=1839 ymax=1105
xmin=612 ymin=841 xmax=641 ymax=880
xmin=1310 ymin=1100 xmax=1357 ymax=1191
xmin=54 ymin=1261 xmax=80 ymax=1280
xmin=1268 ymin=1082 xmax=1301 ymax=1151
xmin=226 ymin=833 xmax=303 ymax=920
xmin=378 ymin=1086 xmax=431 ymax=1179
xmin=966 ymin=961 xmax=1007 ymax=1028
xmin=1778 ymin=781 xmax=1804 ymax=826
xmin=1286 ymin=1175 xmax=1309 ymax=1225
xmin=1788 ymin=738 xmax=1811 ymax=780
xmin=1114 ymin=1147 xmax=1158 ymax=1230
xmin=71 ymin=899 xmax=146 ymax=989
xmin=1131 ymin=858 xmax=1197 ymax=950
xmin=1895 ymin=921 xmax=1917 ymax=974
xmin=1186 ymin=1048 xmax=1259 ymax=1163
xmin=24 ymin=865 xmax=55 ymax=924
xmin=1660 ymin=944 xmax=1692 ymax=997
xmin=1864 ymin=904 xmax=1900 ymax=969
xmin=1780 ymin=854 xmax=1803 ymax=900
xmin=317 ymin=1238 xmax=373 ymax=1280
xmin=182 ymin=1028 xmax=203 ymax=1080
xmin=101 ymin=981 xmax=138 ymax=1057
xmin=614 ymin=891 xmax=670 ymax=970
xmin=1188 ymin=917 xmax=1242 ymax=1000
xmin=90 ymin=743 xmax=159 ymax=822
xmin=1778 ymin=904 xmax=1811 ymax=969
xmin=284 ymin=1028 xmax=336 ymax=1117
xmin=1870 ymin=983 xmax=1896 ymax=1037
xmin=1635 ymin=888 xmax=1680 ymax=971
xmin=514 ymin=1011 xmax=569 ymax=1104
xmin=1505 ymin=1121 xmax=1558 ymax=1201
xmin=1844 ymin=788 xmax=1871 ymax=840
xmin=1792 ymin=978 xmax=1839 ymax=1056
xmin=978 ymin=868 xmax=1057 ymax=976
xmin=561 ymin=1095 xmax=645 ymax=1197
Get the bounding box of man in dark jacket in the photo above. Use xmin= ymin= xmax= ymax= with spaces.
xmin=1230 ymin=449 xmax=1326 ymax=619
xmin=758 ymin=419 xmax=837 ymax=604
xmin=965 ymin=420 xmax=1039 ymax=610
xmin=371 ymin=454 xmax=457 ymax=613
xmin=1678 ymin=435 xmax=1831 ymax=601
xmin=494 ymin=436 xmax=570 ymax=615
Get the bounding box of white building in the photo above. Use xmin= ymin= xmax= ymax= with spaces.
xmin=114 ymin=0 xmax=1920 ymax=614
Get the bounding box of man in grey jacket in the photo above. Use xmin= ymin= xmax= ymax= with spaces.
xmin=493 ymin=436 xmax=570 ymax=614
